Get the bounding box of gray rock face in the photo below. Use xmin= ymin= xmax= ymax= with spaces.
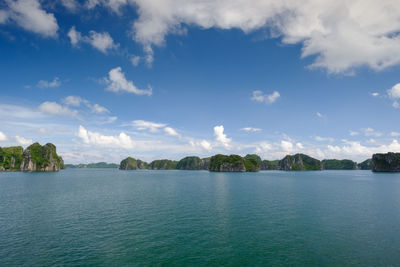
xmin=372 ymin=152 xmax=400 ymax=172
xmin=279 ymin=154 xmax=322 ymax=171
xmin=20 ymin=143 xmax=64 ymax=172
xmin=219 ymin=163 xmax=246 ymax=172
xmin=0 ymin=166 xmax=5 ymax=171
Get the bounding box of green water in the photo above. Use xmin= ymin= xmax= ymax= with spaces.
xmin=1 ymin=169 xmax=400 ymax=266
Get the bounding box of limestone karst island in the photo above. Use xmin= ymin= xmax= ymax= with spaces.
xmin=3 ymin=143 xmax=398 ymax=173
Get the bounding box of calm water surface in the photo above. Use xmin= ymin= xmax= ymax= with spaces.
xmin=1 ymin=169 xmax=400 ymax=266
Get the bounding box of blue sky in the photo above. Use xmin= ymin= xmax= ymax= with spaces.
xmin=1 ymin=0 xmax=400 ymax=163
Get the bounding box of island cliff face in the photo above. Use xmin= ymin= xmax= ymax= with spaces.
xmin=322 ymin=159 xmax=358 ymax=170
xmin=176 ymin=156 xmax=210 ymax=170
xmin=119 ymin=157 xmax=147 ymax=170
xmin=279 ymin=154 xmax=322 ymax=171
xmin=358 ymin=159 xmax=372 ymax=170
xmin=372 ymin=153 xmax=400 ymax=172
xmin=0 ymin=143 xmax=63 ymax=172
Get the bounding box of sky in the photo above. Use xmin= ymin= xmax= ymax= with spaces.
xmin=1 ymin=0 xmax=400 ymax=164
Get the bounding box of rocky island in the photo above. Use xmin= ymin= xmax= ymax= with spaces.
xmin=118 ymin=153 xmax=374 ymax=172
xmin=372 ymin=152 xmax=400 ymax=172
xmin=0 ymin=143 xmax=64 ymax=172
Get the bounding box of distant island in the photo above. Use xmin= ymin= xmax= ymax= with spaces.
xmin=65 ymin=162 xmax=119 ymax=169
xmin=117 ymin=153 xmax=377 ymax=172
xmin=0 ymin=143 xmax=64 ymax=172
xmin=1 ymin=142 xmax=399 ymax=172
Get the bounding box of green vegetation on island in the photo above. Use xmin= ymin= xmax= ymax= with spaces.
xmin=209 ymin=154 xmax=246 ymax=172
xmin=0 ymin=146 xmax=24 ymax=171
xmin=279 ymin=154 xmax=322 ymax=171
xmin=176 ymin=156 xmax=210 ymax=170
xmin=358 ymin=159 xmax=372 ymax=170
xmin=113 ymin=152 xmax=392 ymax=173
xmin=0 ymin=143 xmax=63 ymax=172
xmin=148 ymin=159 xmax=177 ymax=170
xmin=260 ymin=160 xmax=280 ymax=170
xmin=120 ymin=157 xmax=148 ymax=170
xmin=372 ymin=152 xmax=400 ymax=172
xmin=322 ymin=159 xmax=357 ymax=170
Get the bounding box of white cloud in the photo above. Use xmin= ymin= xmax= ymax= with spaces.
xmin=37 ymin=77 xmax=61 ymax=88
xmin=67 ymin=26 xmax=81 ymax=46
xmin=214 ymin=125 xmax=231 ymax=148
xmin=388 ymin=83 xmax=400 ymax=99
xmin=63 ymin=95 xmax=84 ymax=107
xmin=200 ymin=140 xmax=212 ymax=151
xmin=68 ymin=27 xmax=118 ymax=53
xmin=15 ymin=135 xmax=32 ymax=145
xmin=105 ymin=67 xmax=152 ymax=95
xmin=391 ymin=132 xmax=400 ymax=137
xmin=61 ymin=0 xmax=79 ymax=12
xmin=86 ymin=30 xmax=119 ymax=53
xmin=387 ymin=83 xmax=400 ymax=108
xmin=255 ymin=142 xmax=272 ymax=154
xmin=38 ymin=101 xmax=78 ymax=117
xmin=62 ymin=95 xmax=109 ymax=114
xmin=296 ymin=142 xmax=304 ymax=149
xmin=315 ymin=136 xmax=335 ymax=142
xmin=132 ymin=120 xmax=166 ymax=132
xmin=316 ymin=112 xmax=323 ymax=118
xmin=130 ymin=0 xmax=400 ymax=73
xmin=77 ymin=125 xmax=134 ymax=148
xmin=349 ymin=131 xmax=359 ymax=136
xmin=281 ymin=140 xmax=293 ymax=152
xmin=0 ymin=131 xmax=7 ymax=141
xmin=371 ymin=92 xmax=379 ymax=97
xmin=130 ymin=55 xmax=141 ymax=66
xmin=1 ymin=0 xmax=58 ymax=37
xmin=363 ymin=127 xmax=383 ymax=137
xmin=251 ymin=90 xmax=280 ymax=104
xmin=164 ymin=127 xmax=180 ymax=137
xmin=90 ymin=103 xmax=109 ymax=114
xmin=241 ymin=127 xmax=261 ymax=132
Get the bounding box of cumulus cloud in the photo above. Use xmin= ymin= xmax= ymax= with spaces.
xmin=90 ymin=103 xmax=109 ymax=114
xmin=15 ymin=135 xmax=32 ymax=145
xmin=62 ymin=95 xmax=108 ymax=114
xmin=77 ymin=125 xmax=134 ymax=148
xmin=63 ymin=95 xmax=84 ymax=107
xmin=67 ymin=26 xmax=81 ymax=46
xmin=214 ymin=125 xmax=231 ymax=148
xmin=105 ymin=67 xmax=152 ymax=95
xmin=68 ymin=27 xmax=118 ymax=53
xmin=86 ymin=30 xmax=119 ymax=53
xmin=280 ymin=140 xmax=293 ymax=152
xmin=241 ymin=127 xmax=261 ymax=132
xmin=164 ymin=127 xmax=180 ymax=137
xmin=349 ymin=131 xmax=359 ymax=136
xmin=189 ymin=139 xmax=212 ymax=151
xmin=0 ymin=0 xmax=58 ymax=37
xmin=37 ymin=77 xmax=61 ymax=88
xmin=251 ymin=90 xmax=280 ymax=104
xmin=130 ymin=55 xmax=141 ymax=66
xmin=38 ymin=101 xmax=78 ymax=117
xmin=363 ymin=127 xmax=382 ymax=137
xmin=0 ymin=131 xmax=7 ymax=141
xmin=132 ymin=120 xmax=166 ymax=132
xmin=371 ymin=92 xmax=379 ymax=97
xmin=127 ymin=0 xmax=400 ymax=73
xmin=296 ymin=142 xmax=304 ymax=149
xmin=391 ymin=132 xmax=400 ymax=137
xmin=388 ymin=83 xmax=400 ymax=108
xmin=61 ymin=0 xmax=79 ymax=12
